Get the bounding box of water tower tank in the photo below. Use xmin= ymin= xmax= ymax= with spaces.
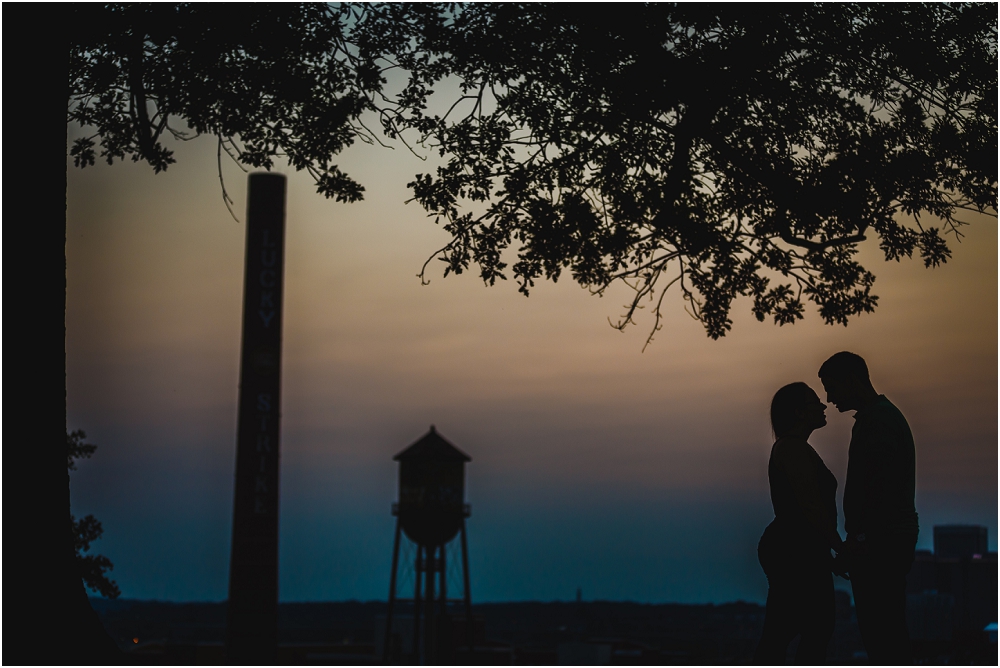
xmin=393 ymin=426 xmax=471 ymax=546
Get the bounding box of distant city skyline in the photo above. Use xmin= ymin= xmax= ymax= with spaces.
xmin=66 ymin=125 xmax=997 ymax=603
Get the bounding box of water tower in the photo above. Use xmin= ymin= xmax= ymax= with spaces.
xmin=383 ymin=426 xmax=473 ymax=664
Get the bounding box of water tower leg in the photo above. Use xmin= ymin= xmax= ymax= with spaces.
xmin=413 ymin=546 xmax=423 ymax=664
xmin=383 ymin=518 xmax=402 ymax=664
xmin=439 ymin=544 xmax=449 ymax=664
xmin=460 ymin=519 xmax=473 ymax=653
xmin=425 ymin=545 xmax=437 ymax=664
xmin=439 ymin=542 xmax=447 ymax=605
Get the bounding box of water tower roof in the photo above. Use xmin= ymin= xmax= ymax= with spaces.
xmin=393 ymin=425 xmax=471 ymax=462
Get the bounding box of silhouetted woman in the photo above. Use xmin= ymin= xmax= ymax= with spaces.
xmin=754 ymin=382 xmax=844 ymax=665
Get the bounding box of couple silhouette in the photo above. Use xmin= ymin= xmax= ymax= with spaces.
xmin=753 ymin=352 xmax=919 ymax=666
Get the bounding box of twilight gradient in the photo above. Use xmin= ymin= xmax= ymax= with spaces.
xmin=66 ymin=127 xmax=997 ymax=603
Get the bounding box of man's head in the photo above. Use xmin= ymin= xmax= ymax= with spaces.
xmin=818 ymin=351 xmax=877 ymax=412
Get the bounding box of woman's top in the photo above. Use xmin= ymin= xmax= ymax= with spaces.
xmin=762 ymin=436 xmax=838 ymax=569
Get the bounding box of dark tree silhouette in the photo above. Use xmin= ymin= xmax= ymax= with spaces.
xmin=67 ymin=430 xmax=121 ymax=600
xmin=71 ymin=515 xmax=121 ymax=600
xmin=66 ymin=429 xmax=96 ymax=470
xmin=372 ymin=4 xmax=997 ymax=346
xmin=9 ymin=4 xmax=405 ymax=663
xmin=8 ymin=4 xmax=995 ymax=662
xmin=67 ymin=4 xmax=397 ymax=206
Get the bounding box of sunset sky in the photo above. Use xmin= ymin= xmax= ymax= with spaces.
xmin=66 ymin=122 xmax=997 ymax=604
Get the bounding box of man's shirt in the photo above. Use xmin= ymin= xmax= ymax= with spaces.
xmin=843 ymin=395 xmax=919 ymax=537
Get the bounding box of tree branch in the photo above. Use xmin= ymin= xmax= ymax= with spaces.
xmin=127 ymin=36 xmax=157 ymax=164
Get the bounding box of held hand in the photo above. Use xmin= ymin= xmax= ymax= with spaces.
xmin=831 ymin=552 xmax=851 ymax=579
xmin=841 ymin=533 xmax=869 ymax=557
xmin=828 ymin=527 xmax=845 ymax=555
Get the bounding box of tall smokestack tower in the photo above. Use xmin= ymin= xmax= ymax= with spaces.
xmin=226 ymin=173 xmax=286 ymax=664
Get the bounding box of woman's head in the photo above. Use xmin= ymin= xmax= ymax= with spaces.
xmin=770 ymin=382 xmax=827 ymax=438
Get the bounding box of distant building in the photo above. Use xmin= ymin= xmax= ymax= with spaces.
xmin=906 ymin=524 xmax=997 ymax=639
xmin=934 ymin=525 xmax=989 ymax=559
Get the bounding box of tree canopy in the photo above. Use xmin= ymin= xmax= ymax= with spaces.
xmin=69 ymin=4 xmax=997 ymax=345
xmin=373 ymin=3 xmax=997 ymax=344
xmin=69 ymin=4 xmax=388 ymax=212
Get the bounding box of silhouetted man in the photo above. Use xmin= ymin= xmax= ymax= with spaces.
xmin=819 ymin=352 xmax=918 ymax=665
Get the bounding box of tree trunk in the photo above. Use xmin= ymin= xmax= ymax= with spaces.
xmin=5 ymin=5 xmax=120 ymax=663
